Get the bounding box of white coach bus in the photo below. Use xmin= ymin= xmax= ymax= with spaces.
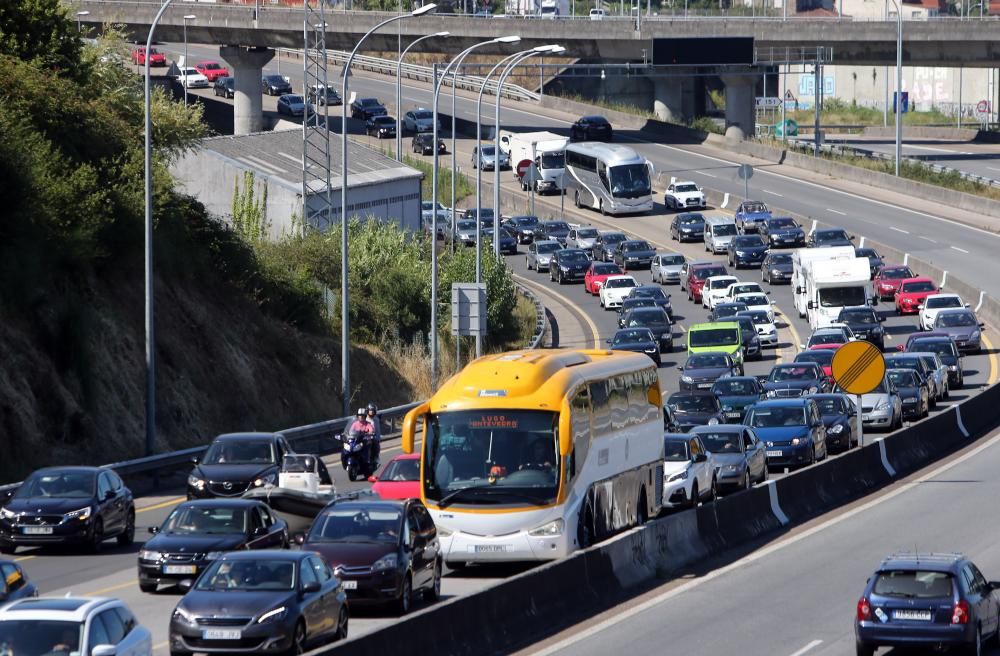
xmin=563 ymin=142 xmax=654 ymax=216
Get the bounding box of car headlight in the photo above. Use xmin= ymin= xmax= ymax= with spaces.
xmin=791 ymin=438 xmax=801 ymax=445
xmin=0 ymin=507 xmax=15 ymax=520
xmin=253 ymin=472 xmax=277 ymax=487
xmin=875 ymin=400 xmax=891 ymax=411
xmin=722 ymin=464 xmax=739 ymax=473
xmin=645 ymin=347 xmax=657 ymax=353
xmin=668 ymin=470 xmax=688 ymax=482
xmin=172 ymin=606 xmax=197 ymax=625
xmin=204 ymin=551 xmax=224 ymax=561
xmin=257 ymin=606 xmax=287 ymax=624
xmin=187 ymin=474 xmax=205 ymax=490
xmin=972 ymin=330 xmax=981 ymax=339
xmin=902 ymin=398 xmax=917 ymax=404
xmin=707 ymin=417 xmax=720 ymax=425
xmin=373 ymin=553 xmax=399 ymax=572
xmin=948 ymin=365 xmax=958 ymax=371
xmin=736 ymin=251 xmax=746 ymax=257
xmin=64 ymin=506 xmax=92 ymax=522
xmin=139 ymin=549 xmax=163 ymax=561
xmin=766 ymin=390 xmax=777 ymax=398
xmin=528 ymin=519 xmax=564 ymax=537
xmin=829 ymin=424 xmax=844 ymax=434
xmin=681 ymin=375 xmax=693 ymax=383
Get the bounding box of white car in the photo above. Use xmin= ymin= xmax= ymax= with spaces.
xmin=734 ymin=292 xmax=776 ymax=323
xmin=600 ymin=275 xmax=638 ymax=310
xmin=662 ymin=434 xmax=716 ymax=508
xmin=664 ymin=180 xmax=706 ymax=211
xmin=736 ymin=310 xmax=778 ymax=346
xmin=0 ymin=597 xmax=153 ymax=656
xmin=918 ymin=293 xmax=966 ymax=331
xmin=725 ymin=281 xmax=766 ymax=303
xmin=702 ymin=275 xmax=740 ymax=309
xmin=176 ymin=67 xmax=209 ymax=89
xmin=841 ymin=377 xmax=902 ymax=431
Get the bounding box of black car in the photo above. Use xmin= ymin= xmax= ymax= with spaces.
xmin=620 ymin=307 xmax=673 ymax=352
xmin=906 ymin=335 xmax=963 ymax=388
xmin=836 ymin=305 xmax=886 ymax=350
xmin=137 ymin=499 xmax=289 ymax=593
xmin=677 ymin=352 xmax=739 ymax=392
xmin=731 ymin=315 xmax=762 ymax=361
xmin=0 ymin=466 xmax=134 ymax=554
xmin=607 ymin=328 xmax=661 ymax=365
xmin=569 ymin=115 xmax=612 ymax=142
xmin=617 ymin=297 xmax=658 ymax=327
xmin=365 ymin=115 xmax=396 ymax=138
xmin=350 ymin=97 xmax=387 ymax=119
xmin=763 ymin=362 xmax=829 ymax=398
xmin=759 ymin=216 xmax=805 ymax=248
xmin=727 ymin=234 xmax=768 ymax=269
xmin=169 ymin=551 xmax=348 ymax=655
xmin=539 ymin=220 xmax=571 ymax=246
xmin=504 ymin=215 xmax=541 ymax=243
xmin=809 ymin=227 xmax=855 ymax=248
xmin=261 ymin=74 xmax=292 ymax=96
xmin=708 ymin=301 xmax=748 ymax=323
xmin=493 ymin=226 xmax=518 ymax=255
xmin=613 ymin=240 xmax=656 ymax=272
xmin=761 ymin=251 xmax=794 ymax=284
xmin=711 ymin=376 xmax=764 ymax=423
xmin=855 ymin=247 xmax=884 ymax=278
xmin=667 ymin=391 xmax=725 ymax=431
xmin=0 ymin=560 xmax=36 ymax=602
xmin=670 ymin=213 xmax=706 ymax=243
xmin=187 ymin=433 xmax=294 ymax=499
xmin=626 ymin=285 xmax=673 ymax=319
xmin=301 ymin=497 xmax=441 ymax=612
xmin=213 ymin=76 xmax=235 ymax=98
xmin=549 ymin=248 xmax=591 ymax=284
xmin=805 ymin=393 xmax=857 ymax=452
xmin=592 ymin=231 xmax=628 ymax=261
xmin=412 ymin=132 xmax=446 ymax=156
xmin=886 ymin=368 xmax=930 ymax=421
xmin=463 ymin=207 xmax=495 ymax=224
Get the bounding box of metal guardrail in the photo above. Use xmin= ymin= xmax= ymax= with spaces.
xmin=518 ymin=284 xmax=547 ymax=349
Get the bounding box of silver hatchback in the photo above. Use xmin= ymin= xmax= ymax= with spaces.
xmin=651 ymin=252 xmax=686 ymax=284
xmin=526 ymin=240 xmax=562 ymax=272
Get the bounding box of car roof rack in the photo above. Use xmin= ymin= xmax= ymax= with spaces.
xmin=882 ymin=551 xmax=965 ymax=565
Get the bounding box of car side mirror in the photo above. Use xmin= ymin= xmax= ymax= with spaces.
xmin=190 ymin=456 xmax=199 ymax=465
xmin=989 ymin=581 xmax=1000 ymax=591
xmin=676 ymin=365 xmax=683 ymax=371
xmin=807 ymin=301 xmax=815 ymax=310
xmin=980 ymin=323 xmax=986 ymax=329
xmin=253 ymin=526 xmax=267 ymax=537
xmin=91 ymin=645 xmax=117 ymax=656
xmin=878 ymin=316 xmax=885 ymax=322
xmin=105 ymin=490 xmax=116 ymax=500
xmin=694 ymin=453 xmax=708 ymax=463
xmin=148 ymin=526 xmax=159 ymax=535
xmin=605 ymin=339 xmax=612 ymax=344
xmin=302 ymin=581 xmax=322 ymax=594
xmin=850 ymin=235 xmax=856 ymax=240
xmin=917 ymin=305 xmax=923 ymax=311
xmin=293 ymin=532 xmax=306 ymax=546
xmin=178 ymin=579 xmax=194 ymax=592
xmin=367 ymin=475 xmax=377 ymax=483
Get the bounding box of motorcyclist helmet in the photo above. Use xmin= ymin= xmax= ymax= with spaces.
xmin=356 ymin=408 xmax=366 ymax=417
xmin=366 ymin=402 xmax=378 ymax=415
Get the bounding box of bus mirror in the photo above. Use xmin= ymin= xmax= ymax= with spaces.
xmin=646 ymin=160 xmax=655 ymax=178
xmin=401 ymin=402 xmax=429 ymax=454
xmin=559 ymin=397 xmax=573 ymax=457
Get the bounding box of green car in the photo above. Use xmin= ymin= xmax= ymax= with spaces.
xmin=687 ymin=322 xmax=745 ymax=372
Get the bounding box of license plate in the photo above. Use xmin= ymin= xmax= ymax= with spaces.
xmin=22 ymin=527 xmax=52 ymax=535
xmin=164 ymin=565 xmax=197 ymax=575
xmin=472 ymin=544 xmax=512 ymax=553
xmin=766 ymin=450 xmax=783 ymax=458
xmin=203 ymin=630 xmax=242 ymax=640
xmin=341 ymin=580 xmax=358 ymax=590
xmin=725 ymin=412 xmax=742 ymax=419
xmin=893 ymin=609 xmax=932 ymax=621
xmin=697 ymin=383 xmax=712 ymax=389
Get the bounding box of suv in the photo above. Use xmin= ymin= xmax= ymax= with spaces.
xmin=664 ymin=180 xmax=706 ymax=211
xmin=186 ymin=433 xmax=294 ymax=499
xmin=350 ymin=97 xmax=387 ymax=119
xmin=592 ymin=231 xmax=628 ymax=262
xmin=856 ymin=552 xmax=1000 ymax=656
xmin=412 ymin=132 xmax=446 ymax=156
xmin=0 ymin=597 xmax=152 ymax=656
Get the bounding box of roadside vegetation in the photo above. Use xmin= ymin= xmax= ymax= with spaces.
xmin=786 ymin=98 xmax=958 ymax=129
xmin=550 ymin=90 xmax=725 ymax=134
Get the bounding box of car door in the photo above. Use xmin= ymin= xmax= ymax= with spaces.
xmin=688 ymin=437 xmax=710 ymax=493
xmin=96 ymin=473 xmax=122 ymax=534
xmin=259 ymin=505 xmax=286 ymax=547
xmin=297 ymin=558 xmax=325 ymax=636
xmin=96 ymin=608 xmax=127 ymax=653
xmin=414 ymin=504 xmax=439 ymax=571
xmin=742 ymin=428 xmax=764 ymax=479
xmin=84 ymin=611 xmax=112 ymax=655
xmin=405 ymin=506 xmax=431 ymax=589
xmin=305 ymin=556 xmax=337 ymax=638
xmin=111 ymin=606 xmax=148 ymax=656
xmin=245 ymin=506 xmax=269 ymax=549
xmin=527 ymin=243 xmax=536 ymax=267
xmin=970 ymin=563 xmax=1000 ymax=635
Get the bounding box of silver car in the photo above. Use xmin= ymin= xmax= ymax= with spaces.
xmin=911 ymin=352 xmax=950 ymax=402
xmin=452 ymin=218 xmax=478 ymax=246
xmin=307 ymin=83 xmax=341 ymax=106
xmin=526 ymin=239 xmax=562 ymax=272
xmin=472 ymin=145 xmax=509 ymax=171
xmin=0 ymin=596 xmax=153 ymax=656
xmin=403 ymin=108 xmax=439 ymax=133
xmin=839 ymin=376 xmax=902 ymax=432
xmin=651 ymin=252 xmax=686 ymax=284
xmin=567 ymin=226 xmax=599 ymax=250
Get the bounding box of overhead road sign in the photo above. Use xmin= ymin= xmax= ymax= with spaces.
xmin=651 ymin=37 xmax=754 ymax=66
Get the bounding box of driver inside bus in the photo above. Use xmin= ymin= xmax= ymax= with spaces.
xmin=519 ymin=439 xmax=555 ymax=472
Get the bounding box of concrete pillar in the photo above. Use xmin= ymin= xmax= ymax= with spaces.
xmin=652 ymin=76 xmax=695 ymax=123
xmin=220 ymin=45 xmax=274 ymax=135
xmin=721 ymin=74 xmax=756 ymax=140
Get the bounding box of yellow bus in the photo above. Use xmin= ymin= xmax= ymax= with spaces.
xmin=401 ymin=348 xmax=664 ymax=565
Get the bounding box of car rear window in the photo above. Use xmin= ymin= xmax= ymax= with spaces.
xmin=873 ymin=570 xmax=954 ymax=599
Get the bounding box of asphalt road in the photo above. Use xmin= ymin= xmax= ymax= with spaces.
xmin=823 ymin=135 xmax=1000 ymax=182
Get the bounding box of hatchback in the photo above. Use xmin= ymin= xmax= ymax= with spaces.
xmin=0 ymin=597 xmax=152 ymax=656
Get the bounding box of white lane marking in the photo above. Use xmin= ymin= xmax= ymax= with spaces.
xmin=767 ymin=480 xmax=789 ymax=526
xmin=529 ymin=428 xmax=1000 ymax=656
xmin=951 ymin=246 xmax=970 ymax=254
xmin=956 ymin=405 xmax=970 ymax=438
xmin=889 ymin=226 xmax=909 ymax=234
xmin=988 ymin=166 xmax=1000 ymax=173
xmin=788 ymin=640 xmax=823 ymax=656
xmin=826 ymin=208 xmax=846 ymax=216
xmin=696 ymin=170 xmax=717 ymax=178
xmin=919 ymin=235 xmax=937 ymax=243
xmin=877 ymin=438 xmax=896 ymax=477
xmin=762 ymin=189 xmax=784 ymax=197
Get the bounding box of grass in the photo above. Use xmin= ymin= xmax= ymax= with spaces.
xmin=401 ymin=153 xmax=475 ymax=207
xmin=785 ymin=99 xmax=957 ymax=129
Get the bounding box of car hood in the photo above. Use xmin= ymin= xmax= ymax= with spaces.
xmin=193 ymin=464 xmax=277 ymax=482
xmin=935 ymin=326 xmax=977 ymax=340
xmin=305 ymin=541 xmax=397 ymax=568
xmin=755 ymin=426 xmax=810 ymax=443
xmin=685 ymin=366 xmax=731 ymax=379
xmin=370 ymin=480 xmax=421 ymax=500
xmin=662 ymin=461 xmax=691 ymax=477
xmin=711 ymin=452 xmax=747 ymax=467
xmin=763 ymin=380 xmax=817 ymax=391
xmin=770 ymin=227 xmax=804 ymax=237
xmin=717 ymin=394 xmax=759 ymax=409
xmin=815 ymin=239 xmax=853 ymax=247
xmin=613 ymin=342 xmax=659 ymax=354
xmin=147 ymin=533 xmax=247 ymax=553
xmin=623 ymin=249 xmax=656 ymax=258
xmin=671 ymin=410 xmax=717 ymax=424
xmin=179 ymin=590 xmax=298 ymax=618
xmin=895 ymin=385 xmax=921 ymax=399
xmin=820 ymin=413 xmax=850 ymax=426
xmin=741 ymin=212 xmax=771 ymax=222
xmin=3 ymin=497 xmax=95 ymax=514
xmin=769 ymin=262 xmax=794 ymax=272
xmin=657 ymin=264 xmax=684 ymax=273
xmin=672 ymin=191 xmax=704 ymax=199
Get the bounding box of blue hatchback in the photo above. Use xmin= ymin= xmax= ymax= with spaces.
xmin=856 ymin=552 xmax=1000 ymax=656
xmin=745 ymin=398 xmax=827 ymax=469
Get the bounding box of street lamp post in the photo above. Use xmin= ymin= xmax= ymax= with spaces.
xmin=396 ymin=31 xmax=449 ymax=161
xmin=341 ymin=4 xmax=437 ymax=414
xmin=888 ymin=0 xmax=902 ymax=176
xmin=75 ymin=10 xmax=89 ymax=34
xmin=182 ymin=15 xmax=196 ymax=107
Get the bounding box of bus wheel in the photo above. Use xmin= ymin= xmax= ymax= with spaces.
xmin=636 ymin=491 xmax=648 ymax=527
xmin=577 ymin=504 xmax=594 ymax=549
xmin=574 ymin=191 xmax=582 ymax=209
xmin=599 ymin=200 xmax=607 ymax=216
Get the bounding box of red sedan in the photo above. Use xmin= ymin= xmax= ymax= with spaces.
xmin=873 ymin=264 xmax=914 ymax=301
xmin=131 ymin=46 xmax=166 ymax=66
xmin=895 ymin=276 xmax=939 ymax=315
xmin=805 ymin=343 xmax=842 ymax=377
xmin=195 ymin=60 xmax=230 ymax=82
xmin=368 ymin=454 xmax=420 ymax=500
xmin=584 ymin=262 xmax=622 ymax=295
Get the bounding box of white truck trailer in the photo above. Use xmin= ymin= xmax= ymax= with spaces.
xmin=792 ymin=245 xmax=856 ymax=318
xmin=804 ymin=257 xmax=873 ymax=330
xmin=498 ymin=130 xmax=568 ymax=194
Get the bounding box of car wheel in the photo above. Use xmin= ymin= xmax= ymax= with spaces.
xmin=425 ymin=561 xmax=442 ymax=601
xmin=709 ymin=477 xmax=718 ymax=502
xmin=139 ymin=581 xmax=157 ymax=593
xmin=759 ymin=463 xmax=769 ymax=483
xmin=87 ymin=518 xmax=104 ymax=553
xmin=117 ymin=510 xmax=135 ymax=546
xmin=334 ymin=606 xmax=349 ymax=641
xmin=347 ymin=465 xmax=358 ymax=482
xmin=743 ymin=471 xmax=751 ymax=491
xmin=689 ymin=481 xmax=699 ymax=508
xmin=396 ymin=575 xmax=413 ymax=615
xmin=599 ymin=200 xmax=606 ymax=216
xmin=0 ymin=540 xmax=14 ymax=555
xmin=968 ymin=624 xmax=982 ymax=656
xmin=286 ymin=620 xmax=306 ymax=656
xmin=855 ymin=641 xmax=875 ymax=656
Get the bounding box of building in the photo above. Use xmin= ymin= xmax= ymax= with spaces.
xmin=170 ymin=127 xmax=423 ymax=240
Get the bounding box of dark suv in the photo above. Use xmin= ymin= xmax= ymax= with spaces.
xmin=350 ymin=97 xmax=387 ymax=120
xmin=412 ymin=132 xmax=445 ymax=156
xmin=261 ymin=74 xmax=292 ymax=96
xmin=186 ymin=433 xmax=294 ymax=499
xmin=856 ymin=552 xmax=1000 ymax=656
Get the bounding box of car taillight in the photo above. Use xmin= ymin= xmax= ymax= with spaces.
xmin=952 ymin=600 xmax=970 ymax=625
xmin=857 ymin=597 xmax=872 ymax=622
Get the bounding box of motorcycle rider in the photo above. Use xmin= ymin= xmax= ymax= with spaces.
xmin=366 ymin=402 xmax=381 ymax=466
xmin=347 ymin=408 xmax=376 ymax=473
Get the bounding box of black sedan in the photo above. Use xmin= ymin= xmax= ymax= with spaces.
xmin=886 ymin=368 xmax=930 ymax=420
xmin=808 ymin=227 xmax=854 ymax=248
xmin=365 ymin=115 xmax=396 ymax=139
xmin=626 ymin=285 xmax=673 ymax=319
xmin=727 ymin=234 xmax=768 ymax=269
xmin=708 ymin=301 xmax=748 ymax=323
xmin=759 ymin=216 xmax=805 ymax=248
xmin=620 ymin=307 xmax=673 ymax=352
xmin=761 ymin=251 xmax=794 ymax=284
xmin=613 ymin=240 xmax=656 ymax=272
xmin=592 ymin=231 xmax=628 ymax=262
xmin=711 ymin=376 xmax=765 ymax=423
xmin=493 ymin=226 xmax=519 ymax=255
xmin=837 ymin=305 xmax=886 ymax=351
xmin=670 ymin=213 xmax=706 ymax=243
xmin=677 ymin=353 xmax=739 ymax=392
xmin=616 ymin=297 xmax=658 ymax=327
xmin=806 ymin=393 xmax=857 ymax=452
xmin=213 ymin=76 xmax=235 ymax=98
xmin=261 ymin=74 xmax=292 ymax=96
xmin=0 ymin=560 xmax=36 ymax=602
xmin=607 ymin=328 xmax=661 ymax=365
xmin=855 ymin=247 xmax=884 ymax=278
xmin=905 ymin=334 xmax=963 ymax=388
xmin=187 ymin=433 xmax=295 ymax=499
xmin=169 ymin=551 xmax=348 ymax=655
xmin=763 ymin=363 xmax=829 ymax=398
xmin=539 ymin=220 xmax=571 ymax=246
xmin=504 ymin=215 xmax=540 ymax=243
xmin=0 ymin=466 xmax=134 ymax=554
xmin=667 ymin=392 xmax=725 ymax=432
xmin=350 ymin=97 xmax=387 ymax=119
xmin=549 ymin=248 xmax=591 ymax=284
xmin=138 ymin=499 xmax=289 ymax=593
xmin=570 ymin=115 xmax=612 ymax=141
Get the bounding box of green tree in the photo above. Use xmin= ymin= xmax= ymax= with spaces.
xmin=0 ymin=0 xmax=87 ymax=80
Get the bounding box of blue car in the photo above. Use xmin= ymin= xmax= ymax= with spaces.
xmin=727 ymin=234 xmax=768 ymax=269
xmin=760 ymin=216 xmax=806 ymax=248
xmin=734 ymin=200 xmax=772 ymax=234
xmin=745 ymin=398 xmax=827 ymax=469
xmin=856 ymin=552 xmax=1000 ymax=656
xmin=0 ymin=559 xmax=37 ymax=602
xmin=711 ymin=375 xmax=764 ymax=423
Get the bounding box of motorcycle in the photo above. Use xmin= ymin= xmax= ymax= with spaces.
xmin=337 ymin=429 xmax=378 ymax=482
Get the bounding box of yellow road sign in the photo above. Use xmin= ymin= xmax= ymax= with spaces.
xmin=831 ymin=341 xmax=886 ymax=395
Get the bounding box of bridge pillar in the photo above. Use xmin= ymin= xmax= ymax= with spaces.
xmin=721 ymin=74 xmax=756 ymax=140
xmin=219 ymin=45 xmax=275 ymax=135
xmin=651 ymin=76 xmax=695 ymax=123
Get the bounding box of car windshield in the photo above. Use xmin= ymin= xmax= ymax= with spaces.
xmin=713 ymin=379 xmax=757 ymax=395
xmin=540 ymin=152 xmax=565 ymax=169
xmin=937 ymin=312 xmax=977 ymax=327
xmin=767 ymin=218 xmax=797 ymax=229
xmin=624 ymin=241 xmax=651 ymax=252
xmin=739 ymin=311 xmax=771 ymax=325
xmin=479 ymin=146 xmax=496 ymax=155
xmin=739 ymin=294 xmax=769 ymax=307
xmin=380 ymin=458 xmax=420 ymax=482
xmin=197 ymin=559 xmax=296 ymax=591
xmin=679 ymin=215 xmax=705 ymax=226
xmin=902 ymin=281 xmax=937 ymax=293
xmin=926 ymin=297 xmax=962 ymax=309
xmin=263 ymin=75 xmax=285 ymax=83
xmin=814 ymin=397 xmax=846 ymax=415
xmin=0 ymin=621 xmax=82 ymax=656
xmin=308 ymin=507 xmax=403 ymax=543
xmin=15 ymin=471 xmax=95 ymax=499
xmin=512 ymin=217 xmax=539 ymax=227
xmin=910 ymin=340 xmax=956 ymax=357
xmin=743 ymin=202 xmax=768 ymax=213
xmin=162 ymin=506 xmax=248 ymax=535
xmin=606 ymin=278 xmax=637 ymax=289
xmin=675 ymin=184 xmax=698 ymax=193
xmin=360 ymin=98 xmax=380 ymax=107
xmin=856 ymin=248 xmax=878 ymax=259
xmin=713 ymin=224 xmax=737 ymax=236
xmin=816 ymin=230 xmax=849 ymax=242
xmin=714 ymin=304 xmax=747 ymax=318
xmin=603 ymin=233 xmax=627 ymax=244
xmin=881 ymin=267 xmax=913 ymax=279
xmin=609 ymin=164 xmax=651 ymax=199
xmin=202 ymin=62 xmax=223 ymax=70
xmin=593 ymin=263 xmax=619 ymax=274
xmin=457 ymin=220 xmax=476 ymax=230
xmin=412 ymin=110 xmax=432 ymax=119
xmin=887 ymin=370 xmax=919 ymax=387
xmin=560 ymin=251 xmax=590 ymax=264
xmin=203 ymin=440 xmax=276 ymax=465
xmin=577 ymin=228 xmax=598 ymax=238
xmin=669 ymin=394 xmax=718 ymax=413
xmin=839 ymin=309 xmax=877 ymax=324
xmin=660 ymin=255 xmax=685 ymax=265
xmin=710 ymin=278 xmax=737 ymax=289
xmin=687 ymin=353 xmax=730 ymax=368
xmin=769 ymin=253 xmax=793 ymax=264
xmin=733 ymin=236 xmax=764 ymax=247
xmin=628 ymin=310 xmax=668 ymax=328
xmin=694 ymin=267 xmax=726 ymax=280
xmin=545 ymin=222 xmax=570 ymax=232
xmin=810 ymin=333 xmax=845 ymax=346
xmin=663 ymin=440 xmax=690 ymax=462
xmin=689 ymin=328 xmax=739 ymax=348
xmin=634 ymin=287 xmax=666 ymax=299
xmin=284 ymin=95 xmax=304 ymax=104
xmin=795 ymin=352 xmax=834 ymax=366
xmin=622 ymin=299 xmax=656 ymax=311
xmin=696 ymin=431 xmax=742 ymax=453
xmin=770 ymin=366 xmax=819 ymax=381
xmin=424 ymin=410 xmax=560 ymax=505
xmin=873 ymin=570 xmax=953 ymax=599
xmin=613 ymin=329 xmax=654 ymax=345
xmin=536 ymin=242 xmax=561 ymax=254
xmin=818 ymin=287 xmax=868 ymax=307
xmin=373 ymin=117 xmax=394 ymax=125
xmin=747 ymin=406 xmax=807 ymax=428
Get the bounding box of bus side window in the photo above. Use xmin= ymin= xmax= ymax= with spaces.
xmin=589 ymin=381 xmax=611 ymax=439
xmin=608 ymin=376 xmax=628 ymax=430
xmin=597 ymin=161 xmax=610 ymax=191
xmin=571 ymin=389 xmax=591 ymax=478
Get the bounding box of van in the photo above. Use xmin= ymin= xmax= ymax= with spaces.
xmin=704 ymin=215 xmax=738 ymax=255
xmin=686 ymin=321 xmax=745 ymax=370
xmin=589 ymin=8 xmax=606 ymax=19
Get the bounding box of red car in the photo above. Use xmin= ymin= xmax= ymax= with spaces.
xmin=368 ymin=454 xmax=420 ymax=500
xmin=873 ymin=264 xmax=914 ymax=301
xmin=584 ymin=262 xmax=622 ymax=295
xmin=804 ymin=343 xmax=842 ymax=377
xmin=195 ymin=60 xmax=230 ymax=82
xmin=131 ymin=46 xmax=166 ymax=66
xmin=895 ymin=276 xmax=939 ymax=315
xmin=685 ymin=262 xmax=728 ymax=305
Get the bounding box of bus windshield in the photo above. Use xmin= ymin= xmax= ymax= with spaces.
xmin=608 ymin=164 xmax=651 ymax=199
xmin=424 ymin=410 xmax=560 ymax=507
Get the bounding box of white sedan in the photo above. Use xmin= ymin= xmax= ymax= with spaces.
xmin=702 ymin=275 xmax=740 ymax=309
xmin=734 ymin=292 xmax=776 ymax=323
xmin=737 ymin=310 xmax=778 ymax=346
xmin=662 ymin=434 xmax=716 ymax=508
xmin=725 ymin=281 xmax=766 ymax=303
xmin=600 ymin=275 xmax=638 ymax=310
xmin=918 ymin=293 xmax=966 ymax=331
xmin=176 ymin=67 xmax=210 ymax=89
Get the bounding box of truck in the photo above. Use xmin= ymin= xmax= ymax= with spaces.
xmin=504 ymin=0 xmax=541 ymax=14
xmin=792 ymin=245 xmax=855 ymax=319
xmin=498 ymin=130 xmax=568 ymax=195
xmin=540 ymin=0 xmax=569 ymax=16
xmin=803 ymin=257 xmax=873 ymax=330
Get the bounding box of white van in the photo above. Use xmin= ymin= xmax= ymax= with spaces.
xmin=589 ymin=8 xmax=606 ymax=19
xmin=704 ymin=216 xmax=738 ymax=254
